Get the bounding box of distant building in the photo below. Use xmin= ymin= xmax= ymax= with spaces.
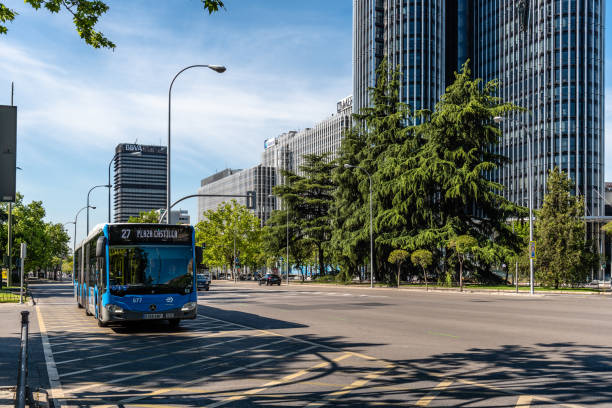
xmin=171 ymin=209 xmax=190 ymax=225
xmin=113 ymin=143 xmax=166 ymax=222
xmin=197 ymin=166 xmax=276 ymax=226
xmin=262 ymin=96 xmax=352 ymax=176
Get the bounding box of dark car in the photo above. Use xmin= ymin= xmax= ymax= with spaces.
xmin=258 ymin=273 xmax=281 ymax=286
xmin=197 ymin=274 xmax=210 ymax=291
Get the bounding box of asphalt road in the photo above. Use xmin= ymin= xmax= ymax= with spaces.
xmin=30 ymin=281 xmax=612 ymax=407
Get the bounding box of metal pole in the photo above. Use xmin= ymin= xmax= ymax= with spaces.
xmin=19 ymin=248 xmax=24 ymax=304
xmin=167 ymin=64 xmax=225 ymax=224
xmin=286 ymin=204 xmax=289 ymax=286
xmin=7 ymin=202 xmax=12 ymax=287
xmin=526 ymin=128 xmax=534 ymax=295
xmin=7 ymin=83 xmax=14 ymax=288
xmin=87 ymin=185 xmax=107 ymax=234
xmin=368 ymin=173 xmax=373 ymax=289
xmin=16 ymin=310 xmax=29 ymax=408
xmin=108 ymin=155 xmax=114 ymax=223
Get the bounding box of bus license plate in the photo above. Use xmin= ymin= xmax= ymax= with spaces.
xmin=144 ymin=313 xmax=164 ymax=319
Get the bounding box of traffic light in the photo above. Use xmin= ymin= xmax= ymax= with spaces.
xmin=246 ymin=191 xmax=256 ymax=209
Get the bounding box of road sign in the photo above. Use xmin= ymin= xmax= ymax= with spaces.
xmin=529 ymin=241 xmax=536 ymax=259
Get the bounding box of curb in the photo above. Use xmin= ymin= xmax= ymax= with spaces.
xmin=216 ymin=280 xmax=610 ymax=297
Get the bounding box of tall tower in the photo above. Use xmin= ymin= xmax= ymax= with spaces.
xmin=353 ymin=0 xmax=446 ymax=115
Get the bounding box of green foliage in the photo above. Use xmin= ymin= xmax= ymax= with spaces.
xmin=602 ymin=221 xmax=612 ymax=236
xmin=202 ymin=0 xmax=225 ymax=13
xmin=388 ymin=249 xmax=409 ymax=265
xmin=1 ymin=0 xmax=225 ymax=48
xmin=334 ymin=58 xmax=523 ymax=285
xmin=127 ymin=210 xmax=160 ymax=223
xmin=388 ymin=249 xmax=409 ymax=287
xmin=334 ymin=58 xmax=412 ymax=284
xmin=535 ymin=168 xmax=589 ymax=288
xmin=0 ymin=193 xmax=70 ymax=276
xmin=273 ymin=153 xmax=336 ymax=277
xmin=411 ymin=249 xmax=432 ymax=270
xmin=448 ymin=234 xmax=478 ymax=290
xmin=195 ymin=200 xmax=262 ymax=277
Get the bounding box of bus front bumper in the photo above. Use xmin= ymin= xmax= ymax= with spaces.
xmin=101 ymin=306 xmax=197 ymax=323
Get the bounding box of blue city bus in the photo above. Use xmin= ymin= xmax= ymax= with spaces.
xmin=73 ymin=223 xmax=203 ymax=327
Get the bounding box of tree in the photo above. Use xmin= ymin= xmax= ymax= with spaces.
xmin=274 ymin=153 xmax=336 ymax=277
xmin=411 ymin=249 xmax=433 ymax=290
xmin=0 ymin=194 xmax=69 ymax=278
xmin=535 ymin=168 xmax=589 ymax=288
xmin=448 ymin=235 xmax=478 ymax=292
xmin=334 ymin=58 xmax=413 ymax=284
xmin=0 ymin=0 xmax=225 ymax=49
xmin=128 ymin=210 xmax=160 ymax=223
xmin=603 ymin=222 xmax=612 ymax=237
xmin=195 ymin=200 xmax=262 ymax=279
xmin=388 ymin=249 xmax=409 ymax=288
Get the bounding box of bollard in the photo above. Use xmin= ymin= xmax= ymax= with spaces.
xmin=15 ymin=311 xmax=29 ymax=408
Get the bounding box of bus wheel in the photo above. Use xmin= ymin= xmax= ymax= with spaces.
xmin=168 ymin=319 xmax=180 ymax=329
xmin=97 ymin=319 xmax=107 ymax=327
xmin=77 ymin=302 xmax=83 ymax=309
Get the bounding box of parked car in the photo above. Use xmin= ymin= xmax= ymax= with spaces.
xmin=258 ymin=273 xmax=281 ymax=286
xmin=197 ymin=273 xmax=210 ymax=291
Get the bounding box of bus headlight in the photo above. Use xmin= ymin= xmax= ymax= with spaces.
xmin=105 ymin=304 xmax=124 ymax=314
xmin=181 ymin=302 xmax=197 ymax=312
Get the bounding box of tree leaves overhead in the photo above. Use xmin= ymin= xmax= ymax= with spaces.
xmin=202 ymin=0 xmax=225 ymax=14
xmin=127 ymin=209 xmax=160 ymax=223
xmin=1 ymin=0 xmax=226 ymax=49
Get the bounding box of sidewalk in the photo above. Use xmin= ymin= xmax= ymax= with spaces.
xmin=217 ymin=279 xmax=611 ymax=296
xmin=0 ymin=303 xmax=50 ymax=406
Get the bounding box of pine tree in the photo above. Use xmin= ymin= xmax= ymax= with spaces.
xmin=334 ymin=58 xmax=414 ymax=283
xmin=273 ymin=153 xmax=336 ymax=277
xmin=535 ymin=168 xmax=589 ymax=288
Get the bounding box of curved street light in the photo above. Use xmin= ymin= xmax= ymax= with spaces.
xmin=87 ymin=185 xmax=110 ymax=234
xmin=166 ymin=64 xmax=227 ymax=224
xmin=344 ymin=164 xmax=374 ymax=288
xmin=72 ymin=205 xmax=95 ymax=279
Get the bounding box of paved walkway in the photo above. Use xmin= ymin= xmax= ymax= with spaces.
xmin=0 ymin=290 xmax=51 ymax=406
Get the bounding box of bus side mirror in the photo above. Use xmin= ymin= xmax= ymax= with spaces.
xmin=195 ymin=246 xmax=203 ymax=265
xmin=96 ymin=236 xmax=107 ymax=258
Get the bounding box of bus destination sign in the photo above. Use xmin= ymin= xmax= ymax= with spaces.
xmin=108 ymin=225 xmax=192 ymax=245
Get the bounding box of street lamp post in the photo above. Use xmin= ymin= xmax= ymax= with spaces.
xmin=6 ymin=167 xmax=22 ymax=288
xmin=87 ymin=184 xmax=110 ymax=234
xmin=269 ymin=194 xmax=289 ymax=285
xmin=344 ymin=164 xmax=374 ymax=288
xmin=494 ymin=116 xmax=534 ymax=295
xmin=166 ymin=64 xmax=226 ymax=224
xmin=71 ymin=205 xmax=95 ymax=279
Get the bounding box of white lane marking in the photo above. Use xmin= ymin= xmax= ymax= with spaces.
xmin=59 ymin=330 xmax=258 ymax=377
xmin=37 ymin=306 xmax=68 ymax=408
xmin=66 ymin=335 xmax=293 ymax=392
xmin=119 ymin=345 xmax=318 ymax=406
xmin=54 ymin=324 xmax=242 ymax=363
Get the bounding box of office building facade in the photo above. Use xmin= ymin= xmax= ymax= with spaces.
xmin=262 ymin=96 xmax=352 ymax=211
xmin=197 ymin=166 xmax=276 ymax=226
xmin=353 ymin=0 xmax=604 ymax=217
xmin=113 ymin=143 xmax=167 ymax=222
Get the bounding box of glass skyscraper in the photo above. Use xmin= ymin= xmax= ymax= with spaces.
xmin=353 ymin=0 xmax=605 ymax=216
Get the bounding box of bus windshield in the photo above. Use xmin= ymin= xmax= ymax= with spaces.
xmin=108 ymin=245 xmax=193 ymax=295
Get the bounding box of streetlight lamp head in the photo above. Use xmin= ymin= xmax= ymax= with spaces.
xmin=90 ymin=206 xmax=96 ymax=210
xmin=208 ymin=65 xmax=226 ymax=73
xmin=493 ymin=116 xmax=504 ymax=123
xmin=344 ymin=164 xmax=354 ymax=169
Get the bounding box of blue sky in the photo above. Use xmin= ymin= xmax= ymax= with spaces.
xmin=1 ymin=1 xmax=611 ymax=247
xmin=0 ymin=0 xmax=353 ymax=245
